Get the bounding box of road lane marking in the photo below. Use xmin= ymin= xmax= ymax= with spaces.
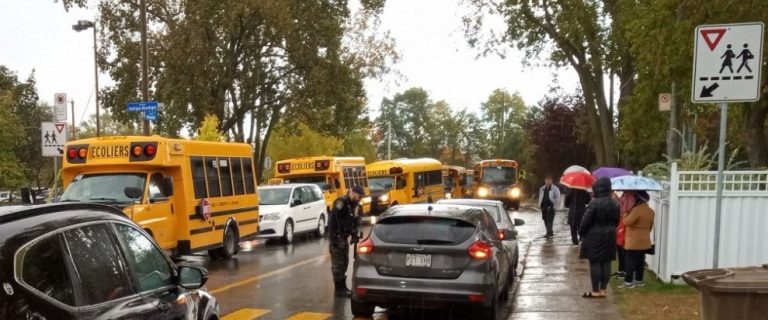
xmin=210 ymin=254 xmax=328 ymax=294
xmin=221 ymin=308 xmax=270 ymax=320
xmin=285 ymin=312 xmax=333 ymax=320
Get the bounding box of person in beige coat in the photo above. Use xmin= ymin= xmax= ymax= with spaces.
xmin=620 ymin=191 xmax=655 ymax=288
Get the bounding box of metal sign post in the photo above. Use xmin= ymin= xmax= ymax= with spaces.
xmin=691 ymin=22 xmax=763 ymax=268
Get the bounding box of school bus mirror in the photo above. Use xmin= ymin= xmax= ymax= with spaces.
xmin=162 ymin=177 xmax=174 ymax=197
xmin=124 ymin=187 xmax=143 ymax=200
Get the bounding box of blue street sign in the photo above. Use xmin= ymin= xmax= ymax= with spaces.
xmin=127 ymin=101 xmax=159 ymax=112
xmin=144 ymin=110 xmax=158 ymax=121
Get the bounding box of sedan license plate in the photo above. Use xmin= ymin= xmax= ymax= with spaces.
xmin=405 ymin=254 xmax=432 ymax=267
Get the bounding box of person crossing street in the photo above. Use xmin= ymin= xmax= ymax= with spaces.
xmin=328 ymin=185 xmax=365 ymax=297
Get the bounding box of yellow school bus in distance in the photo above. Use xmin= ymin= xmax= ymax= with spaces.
xmin=60 ymin=136 xmax=259 ymax=259
xmin=367 ymin=158 xmax=445 ymax=214
xmin=464 ymin=169 xmax=476 ymax=197
xmin=472 ymin=159 xmax=522 ymax=210
xmin=273 ymin=156 xmax=371 ymax=213
xmin=442 ymin=165 xmax=468 ymax=199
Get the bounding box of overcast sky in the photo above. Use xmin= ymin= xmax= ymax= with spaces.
xmin=0 ymin=0 xmax=579 ymax=126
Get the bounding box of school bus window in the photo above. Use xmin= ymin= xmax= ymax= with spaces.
xmin=219 ymin=158 xmax=234 ymax=197
xmin=148 ymin=173 xmax=167 ymax=201
xmin=243 ymin=158 xmax=256 ymax=194
xmin=205 ymin=157 xmax=222 ymax=197
xmin=343 ymin=166 xmax=367 ymax=188
xmin=427 ymin=170 xmax=442 ymax=186
xmin=191 ymin=157 xmax=207 ymax=199
xmin=231 ymin=158 xmax=245 ymax=195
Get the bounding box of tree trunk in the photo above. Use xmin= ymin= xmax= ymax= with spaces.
xmin=574 ymin=67 xmax=608 ymax=166
xmin=744 ymin=101 xmax=768 ymax=168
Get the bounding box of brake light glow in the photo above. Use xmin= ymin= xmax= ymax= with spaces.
xmin=357 ymin=238 xmax=374 ymax=254
xmin=468 ymin=240 xmax=492 ymax=260
xmin=468 ymin=294 xmax=487 ymax=302
xmin=354 ymin=287 xmax=368 ymax=296
xmin=144 ymin=144 xmax=156 ymax=156
xmin=497 ymin=230 xmax=505 ymax=240
xmin=67 ymin=148 xmax=77 ymax=159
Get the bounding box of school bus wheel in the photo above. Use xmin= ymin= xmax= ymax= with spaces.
xmin=209 ymin=221 xmax=239 ymax=260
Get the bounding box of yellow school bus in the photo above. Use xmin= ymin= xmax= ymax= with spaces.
xmin=60 ymin=136 xmax=259 ymax=259
xmin=442 ymin=165 xmax=467 ymax=199
xmin=464 ymin=169 xmax=476 ymax=198
xmin=267 ymin=178 xmax=284 ymax=185
xmin=472 ymin=159 xmax=523 ymax=210
xmin=273 ymin=156 xmax=371 ymax=213
xmin=367 ymin=158 xmax=445 ymax=214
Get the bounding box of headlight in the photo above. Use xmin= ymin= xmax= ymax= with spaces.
xmin=361 ymin=196 xmax=371 ymax=205
xmin=370 ymin=216 xmax=377 ymax=224
xmin=262 ymin=213 xmax=281 ymax=221
xmin=478 ymin=187 xmax=489 ymax=197
xmin=510 ymin=187 xmax=521 ymax=198
xmin=445 ymin=192 xmax=452 ymax=199
xmin=379 ymin=194 xmax=389 ymax=203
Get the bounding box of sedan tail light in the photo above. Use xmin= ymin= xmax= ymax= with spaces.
xmin=357 ymin=238 xmax=374 ymax=254
xmin=497 ymin=230 xmax=505 ymax=240
xmin=468 ymin=240 xmax=492 ymax=260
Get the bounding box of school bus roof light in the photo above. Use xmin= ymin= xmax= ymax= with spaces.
xmin=67 ymin=148 xmax=77 ymax=160
xmin=315 ymin=160 xmax=330 ymax=171
xmin=145 ymin=144 xmax=157 ymax=157
xmin=277 ymin=163 xmax=290 ymax=174
xmin=77 ymin=147 xmax=88 ymax=159
xmin=390 ymin=167 xmax=403 ymax=175
xmin=132 ymin=145 xmax=144 ymax=157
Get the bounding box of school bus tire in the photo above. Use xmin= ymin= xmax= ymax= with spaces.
xmin=209 ymin=221 xmax=239 ymax=260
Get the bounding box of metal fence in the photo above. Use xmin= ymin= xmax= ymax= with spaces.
xmin=646 ymin=163 xmax=768 ymax=282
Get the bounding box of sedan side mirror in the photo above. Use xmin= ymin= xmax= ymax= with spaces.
xmin=514 ymin=218 xmax=525 ymax=227
xmin=178 ymin=266 xmax=208 ymax=290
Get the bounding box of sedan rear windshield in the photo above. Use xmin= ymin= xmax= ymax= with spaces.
xmin=374 ymin=216 xmax=475 ymax=245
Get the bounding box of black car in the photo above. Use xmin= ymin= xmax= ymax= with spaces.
xmin=0 ymin=203 xmax=219 ymax=320
xmin=351 ymin=204 xmax=513 ymax=319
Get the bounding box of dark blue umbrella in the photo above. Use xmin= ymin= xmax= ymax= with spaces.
xmin=592 ymin=167 xmax=633 ymax=179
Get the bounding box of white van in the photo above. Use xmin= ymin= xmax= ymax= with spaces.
xmin=257 ymin=184 xmax=327 ymax=243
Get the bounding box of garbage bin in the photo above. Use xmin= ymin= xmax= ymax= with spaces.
xmin=682 ymin=265 xmax=768 ymax=320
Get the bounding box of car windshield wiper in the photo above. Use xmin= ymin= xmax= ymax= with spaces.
xmin=416 ymin=239 xmax=454 ymax=245
xmin=88 ymin=197 xmax=122 ymax=203
xmin=58 ymin=199 xmax=80 ymax=203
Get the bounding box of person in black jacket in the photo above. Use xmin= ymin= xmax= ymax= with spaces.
xmin=565 ymin=188 xmax=590 ymax=247
xmin=579 ymin=177 xmax=620 ymax=298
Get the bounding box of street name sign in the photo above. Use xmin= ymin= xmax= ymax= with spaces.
xmin=41 ymin=122 xmax=68 ymax=157
xmin=692 ymin=22 xmax=764 ymax=103
xmin=144 ymin=109 xmax=158 ymax=121
xmin=127 ymin=100 xmax=159 ymax=112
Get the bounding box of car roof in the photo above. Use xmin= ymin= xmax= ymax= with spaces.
xmin=378 ymin=204 xmax=487 ymax=223
xmin=0 ymin=203 xmax=130 ymax=243
xmin=259 ymin=183 xmax=318 ymax=190
xmin=437 ymin=199 xmax=504 ymax=207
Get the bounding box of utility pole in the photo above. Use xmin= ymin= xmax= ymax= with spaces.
xmin=70 ymin=100 xmax=76 ymax=139
xmin=92 ymin=25 xmax=100 ymax=137
xmin=140 ymin=0 xmax=150 ymax=136
xmin=668 ymin=82 xmax=680 ymax=161
xmin=387 ymin=122 xmax=392 ymax=160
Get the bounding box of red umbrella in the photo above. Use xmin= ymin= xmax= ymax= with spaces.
xmin=560 ymin=172 xmax=596 ymax=190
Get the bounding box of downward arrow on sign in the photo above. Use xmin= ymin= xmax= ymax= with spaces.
xmin=700 ymin=83 xmax=720 ymax=98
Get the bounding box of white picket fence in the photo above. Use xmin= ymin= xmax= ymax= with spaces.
xmin=646 ymin=163 xmax=768 ymax=283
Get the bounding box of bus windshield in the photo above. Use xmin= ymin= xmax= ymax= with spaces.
xmin=283 ymin=176 xmax=329 ymax=191
xmin=258 ymin=188 xmax=292 ymax=205
xmin=369 ymin=177 xmax=395 ymax=191
xmin=481 ymin=167 xmax=517 ymax=185
xmin=60 ymin=173 xmax=146 ymax=204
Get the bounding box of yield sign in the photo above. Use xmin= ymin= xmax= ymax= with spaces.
xmin=54 ymin=123 xmax=66 ymax=134
xmin=700 ymin=28 xmax=727 ymax=51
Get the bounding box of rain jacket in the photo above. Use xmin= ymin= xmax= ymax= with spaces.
xmin=579 ymin=177 xmax=620 ymax=262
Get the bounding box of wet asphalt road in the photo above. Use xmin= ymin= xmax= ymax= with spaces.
xmin=178 ymin=208 xmax=543 ymax=320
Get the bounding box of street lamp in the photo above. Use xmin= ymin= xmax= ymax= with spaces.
xmin=72 ymin=20 xmax=100 ymax=137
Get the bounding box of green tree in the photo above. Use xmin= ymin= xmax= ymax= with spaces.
xmin=464 ymin=0 xmax=639 ymax=166
xmin=265 ymin=123 xmax=344 ymax=178
xmin=0 ymin=92 xmax=26 ymax=190
xmin=480 ymin=89 xmax=528 ymax=161
xmin=76 ymin=111 xmax=138 ymax=139
xmin=195 ymin=114 xmax=225 ymax=142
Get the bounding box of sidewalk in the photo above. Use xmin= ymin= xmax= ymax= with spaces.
xmin=508 ymin=208 xmax=621 ymax=320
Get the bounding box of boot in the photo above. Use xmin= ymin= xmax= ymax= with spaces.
xmin=334 ymin=279 xmax=352 ymax=297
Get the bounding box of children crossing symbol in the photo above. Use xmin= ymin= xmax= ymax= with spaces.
xmin=692 ymin=23 xmax=764 ymax=103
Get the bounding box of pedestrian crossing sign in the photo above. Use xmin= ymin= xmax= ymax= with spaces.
xmin=41 ymin=121 xmax=68 ymax=157
xmin=692 ymin=22 xmax=764 ymax=103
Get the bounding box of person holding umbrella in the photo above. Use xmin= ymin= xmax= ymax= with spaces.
xmin=538 ymin=175 xmax=561 ymax=239
xmin=579 ymin=177 xmax=620 ymax=298
xmin=565 ymin=187 xmax=590 ymax=247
